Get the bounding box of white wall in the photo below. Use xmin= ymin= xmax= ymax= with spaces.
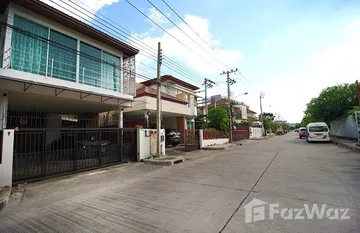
xmin=199 ymin=129 xmax=229 ymax=148
xmin=202 ymin=138 xmax=229 ymax=148
xmin=137 ymin=129 xmax=165 ymax=161
xmin=0 ymin=129 xmax=14 ymax=187
xmin=250 ymin=127 xmax=263 ymax=139
xmin=125 ymin=96 xmax=195 ymax=117
xmin=330 ymin=116 xmax=357 ymax=139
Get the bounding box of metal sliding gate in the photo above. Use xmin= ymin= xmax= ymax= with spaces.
xmin=184 ymin=129 xmax=200 ymax=152
xmin=12 ymin=128 xmax=137 ymax=183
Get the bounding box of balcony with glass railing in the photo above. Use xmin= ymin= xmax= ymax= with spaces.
xmin=0 ymin=14 xmax=136 ymax=97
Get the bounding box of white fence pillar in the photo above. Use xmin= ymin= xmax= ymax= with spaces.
xmin=199 ymin=129 xmax=204 ymax=149
xmin=0 ymin=129 xmax=14 ymax=187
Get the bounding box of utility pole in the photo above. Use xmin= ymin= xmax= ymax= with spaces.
xmin=203 ymin=78 xmax=215 ymax=124
xmin=221 ymin=69 xmax=237 ymax=142
xmin=156 ymin=42 xmax=162 ymax=157
xmin=260 ymin=92 xmax=265 ymax=135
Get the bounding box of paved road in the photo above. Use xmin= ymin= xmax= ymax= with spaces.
xmin=1 ymin=133 xmax=360 ymax=233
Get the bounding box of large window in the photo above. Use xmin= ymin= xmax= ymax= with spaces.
xmin=11 ymin=15 xmax=48 ymax=75
xmin=10 ymin=14 xmax=122 ymax=92
xmin=48 ymin=30 xmax=77 ymax=82
xmin=102 ymin=51 xmax=120 ymax=91
xmin=79 ymin=42 xmax=101 ymax=88
xmin=80 ymin=42 xmax=120 ymax=91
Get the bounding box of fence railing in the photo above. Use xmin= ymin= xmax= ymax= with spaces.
xmin=203 ymin=130 xmax=228 ymax=140
xmin=12 ymin=128 xmax=137 ymax=183
xmin=232 ymin=127 xmax=250 ymax=141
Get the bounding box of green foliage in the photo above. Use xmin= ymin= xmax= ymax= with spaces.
xmin=259 ymin=112 xmax=275 ymax=121
xmin=263 ymin=118 xmax=279 ymax=131
xmin=195 ymin=114 xmax=207 ymax=129
xmin=302 ymin=83 xmax=357 ymax=125
xmin=207 ymin=107 xmax=229 ymax=131
xmin=234 ymin=119 xmax=252 ymax=127
xmin=295 ymin=123 xmax=301 ymax=129
xmin=346 ymin=106 xmax=360 ymax=118
xmin=281 ymin=123 xmax=290 ymax=131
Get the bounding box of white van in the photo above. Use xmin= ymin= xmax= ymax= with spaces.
xmin=306 ymin=122 xmax=330 ymax=142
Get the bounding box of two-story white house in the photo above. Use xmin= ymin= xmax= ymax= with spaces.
xmin=0 ymin=0 xmax=139 ymax=183
xmin=123 ymin=75 xmax=199 ymax=143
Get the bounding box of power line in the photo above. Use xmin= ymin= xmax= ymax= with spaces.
xmin=160 ymin=0 xmax=234 ymax=69
xmin=53 ymin=0 xmax=204 ymax=84
xmin=146 ymin=0 xmax=228 ymax=69
xmin=124 ymin=0 xmax=224 ymax=72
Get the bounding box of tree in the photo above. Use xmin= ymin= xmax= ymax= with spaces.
xmin=259 ymin=112 xmax=275 ymax=121
xmin=303 ymin=83 xmax=357 ymax=124
xmin=207 ymin=107 xmax=229 ymax=131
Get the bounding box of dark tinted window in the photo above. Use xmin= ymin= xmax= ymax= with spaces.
xmin=300 ymin=128 xmax=306 ymax=131
xmin=309 ymin=126 xmax=328 ymax=132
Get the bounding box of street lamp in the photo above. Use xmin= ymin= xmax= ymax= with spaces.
xmin=260 ymin=92 xmax=265 ymax=135
xmin=232 ymin=92 xmax=248 ymax=99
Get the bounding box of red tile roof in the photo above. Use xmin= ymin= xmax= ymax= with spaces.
xmin=136 ymin=86 xmax=187 ymax=104
xmin=140 ymin=75 xmax=199 ymax=90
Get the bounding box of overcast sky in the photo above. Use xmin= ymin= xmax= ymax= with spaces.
xmin=42 ymin=0 xmax=360 ymax=123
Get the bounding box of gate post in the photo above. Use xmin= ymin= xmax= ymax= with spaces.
xmin=0 ymin=129 xmax=14 ymax=187
xmin=199 ymin=129 xmax=204 ymax=149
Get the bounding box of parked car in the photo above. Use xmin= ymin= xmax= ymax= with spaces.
xmin=165 ymin=129 xmax=181 ymax=147
xmin=306 ymin=122 xmax=330 ymax=142
xmin=299 ymin=127 xmax=306 ymax=139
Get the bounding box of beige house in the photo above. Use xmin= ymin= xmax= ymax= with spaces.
xmin=124 ymin=75 xmax=199 ymax=143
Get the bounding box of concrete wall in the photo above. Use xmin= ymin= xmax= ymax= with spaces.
xmin=0 ymin=129 xmax=14 ymax=187
xmin=137 ymin=129 xmax=165 ymax=161
xmin=202 ymin=138 xmax=229 ymax=148
xmin=199 ymin=130 xmax=229 ymax=148
xmin=250 ymin=127 xmax=263 ymax=139
xmin=330 ymin=115 xmax=357 ymax=139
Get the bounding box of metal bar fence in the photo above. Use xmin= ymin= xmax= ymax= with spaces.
xmin=12 ymin=128 xmax=137 ymax=183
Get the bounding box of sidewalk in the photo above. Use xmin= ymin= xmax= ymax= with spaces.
xmin=331 ymin=137 xmax=360 ymax=152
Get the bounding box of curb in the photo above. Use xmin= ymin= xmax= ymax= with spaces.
xmin=332 ymin=141 xmax=360 ymax=152
xmin=0 ymin=186 xmax=11 ymax=211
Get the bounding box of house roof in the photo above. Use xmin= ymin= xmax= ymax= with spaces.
xmin=140 ymin=75 xmax=199 ymax=90
xmin=136 ymin=86 xmax=187 ymax=105
xmin=7 ymin=0 xmax=139 ymax=57
xmin=247 ymin=109 xmax=257 ymax=114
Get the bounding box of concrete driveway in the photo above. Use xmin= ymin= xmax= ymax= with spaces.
xmin=1 ymin=133 xmax=360 ymax=232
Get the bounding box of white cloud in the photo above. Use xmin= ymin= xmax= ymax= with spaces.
xmin=40 ymin=0 xmax=119 ymax=21
xmin=133 ymin=13 xmax=243 ymax=77
xmin=148 ymin=7 xmax=170 ymax=25
xmin=262 ymin=36 xmax=272 ymax=46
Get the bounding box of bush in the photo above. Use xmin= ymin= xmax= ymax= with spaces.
xmin=207 ymin=107 xmax=229 ymax=131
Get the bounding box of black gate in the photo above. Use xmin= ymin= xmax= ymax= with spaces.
xmin=184 ymin=129 xmax=200 ymax=152
xmin=12 ymin=128 xmax=137 ymax=183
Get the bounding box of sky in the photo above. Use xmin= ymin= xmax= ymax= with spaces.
xmin=42 ymin=0 xmax=360 ymax=123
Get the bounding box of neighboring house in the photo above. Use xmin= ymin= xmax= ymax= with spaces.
xmin=203 ymin=95 xmax=257 ymax=123
xmin=0 ymin=0 xmax=139 ymax=183
xmin=123 ymin=75 xmax=199 ymax=143
xmin=247 ymin=109 xmax=258 ymax=122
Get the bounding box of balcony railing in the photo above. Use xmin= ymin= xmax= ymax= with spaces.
xmin=2 ymin=46 xmax=136 ymax=96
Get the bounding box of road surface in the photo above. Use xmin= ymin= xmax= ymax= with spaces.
xmin=1 ymin=133 xmax=360 ymax=233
